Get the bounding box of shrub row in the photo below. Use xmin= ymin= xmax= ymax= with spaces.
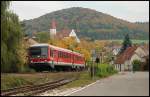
xmin=95 ymin=64 xmax=117 ymax=77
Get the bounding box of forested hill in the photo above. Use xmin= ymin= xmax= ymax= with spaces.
xmin=22 ymin=7 xmax=149 ymax=40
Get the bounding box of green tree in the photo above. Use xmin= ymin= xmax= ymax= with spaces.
xmin=1 ymin=1 xmax=23 ymax=72
xmin=120 ymin=34 xmax=132 ymax=53
xmin=35 ymin=32 xmax=50 ymax=43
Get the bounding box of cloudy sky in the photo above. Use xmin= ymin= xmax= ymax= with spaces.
xmin=10 ymin=1 xmax=149 ymax=22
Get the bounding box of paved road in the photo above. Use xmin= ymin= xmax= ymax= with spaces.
xmin=69 ymin=72 xmax=149 ymax=96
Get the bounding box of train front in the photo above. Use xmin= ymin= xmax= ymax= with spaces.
xmin=28 ymin=44 xmax=52 ymax=71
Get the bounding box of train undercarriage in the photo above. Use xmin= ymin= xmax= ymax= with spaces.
xmin=29 ymin=63 xmax=85 ymax=72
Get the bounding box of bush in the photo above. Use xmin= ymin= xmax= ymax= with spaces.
xmin=132 ymin=60 xmax=141 ymax=71
xmin=20 ymin=64 xmax=36 ymax=73
xmin=95 ymin=64 xmax=117 ymax=77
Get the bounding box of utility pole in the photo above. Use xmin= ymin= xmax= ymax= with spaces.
xmin=93 ymin=56 xmax=95 ymax=80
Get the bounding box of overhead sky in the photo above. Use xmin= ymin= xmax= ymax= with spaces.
xmin=10 ymin=1 xmax=149 ymax=22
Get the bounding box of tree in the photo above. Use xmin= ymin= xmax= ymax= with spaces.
xmin=35 ymin=32 xmax=50 ymax=43
xmin=60 ymin=37 xmax=77 ymax=50
xmin=1 ymin=1 xmax=23 ymax=72
xmin=120 ymin=34 xmax=132 ymax=53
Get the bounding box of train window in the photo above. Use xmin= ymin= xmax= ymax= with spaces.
xmin=65 ymin=53 xmax=67 ymax=58
xmin=63 ymin=52 xmax=65 ymax=58
xmin=67 ymin=53 xmax=69 ymax=58
xmin=59 ymin=51 xmax=61 ymax=58
xmin=62 ymin=52 xmax=64 ymax=58
xmin=66 ymin=53 xmax=68 ymax=58
xmin=59 ymin=52 xmax=61 ymax=58
xmin=66 ymin=53 xmax=67 ymax=58
xmin=50 ymin=49 xmax=53 ymax=57
xmin=68 ymin=54 xmax=71 ymax=58
xmin=62 ymin=52 xmax=63 ymax=58
xmin=60 ymin=51 xmax=62 ymax=58
xmin=64 ymin=53 xmax=66 ymax=58
xmin=68 ymin=53 xmax=70 ymax=58
xmin=79 ymin=56 xmax=81 ymax=61
xmin=75 ymin=56 xmax=77 ymax=60
xmin=29 ymin=46 xmax=48 ymax=58
xmin=58 ymin=52 xmax=59 ymax=58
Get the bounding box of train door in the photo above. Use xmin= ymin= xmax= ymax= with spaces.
xmin=50 ymin=48 xmax=54 ymax=69
xmin=72 ymin=54 xmax=75 ymax=69
xmin=53 ymin=50 xmax=58 ymax=64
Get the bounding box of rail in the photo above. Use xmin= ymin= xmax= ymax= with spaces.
xmin=1 ymin=77 xmax=77 ymax=96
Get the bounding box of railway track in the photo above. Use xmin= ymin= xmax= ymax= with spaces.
xmin=1 ymin=77 xmax=77 ymax=96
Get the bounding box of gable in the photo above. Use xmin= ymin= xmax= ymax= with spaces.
xmin=135 ymin=47 xmax=147 ymax=57
xmin=130 ymin=53 xmax=142 ymax=63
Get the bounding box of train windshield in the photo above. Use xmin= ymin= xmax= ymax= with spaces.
xmin=29 ymin=46 xmax=48 ymax=58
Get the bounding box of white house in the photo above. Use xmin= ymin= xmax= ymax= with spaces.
xmin=114 ymin=46 xmax=148 ymax=72
xmin=69 ymin=29 xmax=80 ymax=43
xmin=112 ymin=48 xmax=121 ymax=56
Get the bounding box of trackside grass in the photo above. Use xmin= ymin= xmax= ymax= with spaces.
xmin=61 ymin=64 xmax=118 ymax=88
xmin=1 ymin=64 xmax=117 ymax=90
xmin=1 ymin=72 xmax=79 ymax=90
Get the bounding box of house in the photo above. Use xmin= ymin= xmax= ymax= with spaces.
xmin=114 ymin=45 xmax=149 ymax=71
xmin=134 ymin=45 xmax=149 ymax=62
xmin=112 ymin=45 xmax=121 ymax=56
xmin=24 ymin=37 xmax=38 ymax=46
xmin=114 ymin=46 xmax=137 ymax=71
xmin=69 ymin=29 xmax=80 ymax=43
xmin=56 ymin=28 xmax=80 ymax=43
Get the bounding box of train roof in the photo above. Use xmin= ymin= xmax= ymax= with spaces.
xmin=30 ymin=43 xmax=83 ymax=56
xmin=30 ymin=43 xmax=49 ymax=47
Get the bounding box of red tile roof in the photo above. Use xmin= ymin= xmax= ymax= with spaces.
xmin=115 ymin=46 xmax=137 ymax=64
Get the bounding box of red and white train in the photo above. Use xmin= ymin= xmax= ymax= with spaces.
xmin=28 ymin=43 xmax=85 ymax=71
